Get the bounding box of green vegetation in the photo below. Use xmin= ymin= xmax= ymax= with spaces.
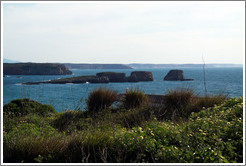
xmin=158 ymin=88 xmax=227 ymax=121
xmin=86 ymin=87 xmax=118 ymax=112
xmin=3 ymin=89 xmax=243 ymax=163
xmin=122 ymin=88 xmax=148 ymax=109
xmin=3 ymin=98 xmax=56 ymax=117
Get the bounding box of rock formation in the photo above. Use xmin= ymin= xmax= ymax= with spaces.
xmin=3 ymin=63 xmax=72 ymax=75
xmin=164 ymin=70 xmax=193 ymax=81
xmin=96 ymin=72 xmax=126 ymax=82
xmin=24 ymin=71 xmax=154 ymax=85
xmin=128 ymin=71 xmax=154 ymax=82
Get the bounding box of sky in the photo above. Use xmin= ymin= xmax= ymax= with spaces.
xmin=2 ymin=1 xmax=245 ymax=64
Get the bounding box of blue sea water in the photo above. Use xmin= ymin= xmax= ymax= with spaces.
xmin=3 ymin=67 xmax=243 ymax=112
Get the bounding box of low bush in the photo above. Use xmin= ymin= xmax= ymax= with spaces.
xmin=191 ymin=94 xmax=227 ymax=113
xmin=161 ymin=88 xmax=195 ymax=120
xmin=115 ymin=107 xmax=154 ymax=128
xmin=122 ymin=88 xmax=148 ymax=109
xmin=60 ymin=129 xmax=118 ymax=163
xmin=87 ymin=87 xmax=118 ymax=113
xmin=51 ymin=110 xmax=86 ymax=132
xmin=3 ymin=99 xmax=56 ymax=133
xmin=115 ymin=97 xmax=243 ymax=163
xmin=3 ymin=98 xmax=56 ymax=117
xmin=3 ymin=123 xmax=66 ymax=163
xmin=158 ymin=88 xmax=227 ymax=121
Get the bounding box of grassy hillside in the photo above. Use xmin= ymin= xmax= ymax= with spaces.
xmin=3 ymin=89 xmax=243 ymax=163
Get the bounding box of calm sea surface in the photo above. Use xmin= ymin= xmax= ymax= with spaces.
xmin=3 ymin=67 xmax=243 ymax=112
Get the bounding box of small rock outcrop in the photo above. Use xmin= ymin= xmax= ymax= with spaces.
xmin=96 ymin=72 xmax=126 ymax=82
xmin=3 ymin=63 xmax=72 ymax=75
xmin=128 ymin=71 xmax=154 ymax=82
xmin=164 ymin=70 xmax=193 ymax=81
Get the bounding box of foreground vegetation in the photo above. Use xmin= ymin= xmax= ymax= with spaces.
xmin=3 ymin=88 xmax=243 ymax=163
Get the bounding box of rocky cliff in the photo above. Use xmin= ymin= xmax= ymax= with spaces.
xmin=164 ymin=70 xmax=193 ymax=81
xmin=128 ymin=71 xmax=153 ymax=82
xmin=3 ymin=63 xmax=72 ymax=75
xmin=96 ymin=72 xmax=126 ymax=82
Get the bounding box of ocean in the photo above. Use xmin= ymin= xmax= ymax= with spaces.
xmin=3 ymin=67 xmax=243 ymax=112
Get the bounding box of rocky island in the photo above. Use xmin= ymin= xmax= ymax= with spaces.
xmin=3 ymin=63 xmax=72 ymax=75
xmin=24 ymin=71 xmax=154 ymax=85
xmin=164 ymin=70 xmax=193 ymax=81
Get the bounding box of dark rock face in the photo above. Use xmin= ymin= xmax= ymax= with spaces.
xmin=96 ymin=72 xmax=126 ymax=82
xmin=128 ymin=71 xmax=154 ymax=82
xmin=3 ymin=63 xmax=72 ymax=75
xmin=89 ymin=76 xmax=110 ymax=83
xmin=164 ymin=70 xmax=193 ymax=81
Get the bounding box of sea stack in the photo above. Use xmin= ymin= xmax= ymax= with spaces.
xmin=164 ymin=70 xmax=193 ymax=81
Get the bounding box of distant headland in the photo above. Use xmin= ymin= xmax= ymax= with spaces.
xmin=3 ymin=63 xmax=72 ymax=75
xmin=64 ymin=63 xmax=132 ymax=69
xmin=128 ymin=63 xmax=243 ymax=68
xmin=3 ymin=60 xmax=242 ymax=76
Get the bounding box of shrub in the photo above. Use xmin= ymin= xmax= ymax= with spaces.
xmin=159 ymin=88 xmax=227 ymax=121
xmin=183 ymin=97 xmax=243 ymax=163
xmin=163 ymin=88 xmax=195 ymax=109
xmin=87 ymin=87 xmax=118 ymax=113
xmin=116 ymin=97 xmax=243 ymax=163
xmin=122 ymin=88 xmax=148 ymax=109
xmin=3 ymin=98 xmax=56 ymax=117
xmin=51 ymin=110 xmax=87 ymax=132
xmin=3 ymin=123 xmax=66 ymax=163
xmin=116 ymin=107 xmax=154 ymax=128
xmin=161 ymin=88 xmax=195 ymax=120
xmin=191 ymin=94 xmax=227 ymax=113
xmin=60 ymin=129 xmax=118 ymax=163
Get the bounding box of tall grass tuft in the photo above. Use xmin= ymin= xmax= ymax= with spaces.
xmin=87 ymin=87 xmax=118 ymax=113
xmin=51 ymin=110 xmax=87 ymax=132
xmin=162 ymin=88 xmax=195 ymax=120
xmin=159 ymin=88 xmax=227 ymax=121
xmin=122 ymin=88 xmax=148 ymax=109
xmin=191 ymin=94 xmax=227 ymax=113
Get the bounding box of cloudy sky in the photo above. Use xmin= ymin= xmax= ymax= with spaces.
xmin=2 ymin=1 xmax=245 ymax=64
